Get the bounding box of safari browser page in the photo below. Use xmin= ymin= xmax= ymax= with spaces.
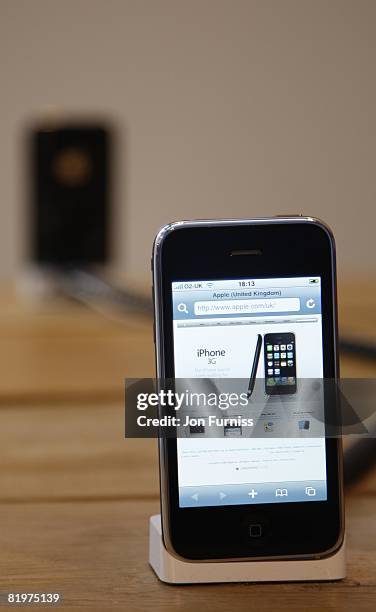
xmin=171 ymin=277 xmax=328 ymax=508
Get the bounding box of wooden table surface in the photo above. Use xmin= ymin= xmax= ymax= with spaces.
xmin=0 ymin=281 xmax=375 ymax=610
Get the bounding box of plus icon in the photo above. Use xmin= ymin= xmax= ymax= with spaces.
xmin=248 ymin=489 xmax=258 ymax=499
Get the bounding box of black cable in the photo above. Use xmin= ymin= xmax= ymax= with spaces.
xmin=56 ymin=268 xmax=153 ymax=316
xmin=344 ymin=437 xmax=376 ymax=487
xmin=339 ymin=337 xmax=376 ymax=488
xmin=339 ymin=338 xmax=376 ymax=361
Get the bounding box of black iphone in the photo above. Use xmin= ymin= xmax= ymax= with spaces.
xmin=264 ymin=332 xmax=296 ymax=395
xmin=152 ymin=217 xmax=343 ymax=561
xmin=247 ymin=334 xmax=262 ymax=398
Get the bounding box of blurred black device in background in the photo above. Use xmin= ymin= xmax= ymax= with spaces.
xmin=29 ymin=122 xmax=111 ymax=265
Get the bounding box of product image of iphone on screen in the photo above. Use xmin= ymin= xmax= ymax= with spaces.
xmin=264 ymin=332 xmax=296 ymax=395
xmin=152 ymin=217 xmax=343 ymax=562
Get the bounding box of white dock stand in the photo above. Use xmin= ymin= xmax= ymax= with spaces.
xmin=149 ymin=515 xmax=346 ymax=584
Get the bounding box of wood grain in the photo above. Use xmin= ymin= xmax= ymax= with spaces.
xmin=0 ymin=281 xmax=373 ymax=609
xmin=337 ymin=279 xmax=376 ymax=342
xmin=0 ymin=403 xmax=159 ymax=502
xmin=0 ymin=498 xmax=374 ymax=611
xmin=0 ymin=289 xmax=154 ymax=403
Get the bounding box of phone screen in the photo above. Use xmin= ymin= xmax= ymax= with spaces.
xmin=171 ymin=276 xmax=327 ymax=508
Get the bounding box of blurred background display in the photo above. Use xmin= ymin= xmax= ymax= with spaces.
xmin=29 ymin=120 xmax=112 ymax=266
xmin=0 ymin=1 xmax=375 ymax=284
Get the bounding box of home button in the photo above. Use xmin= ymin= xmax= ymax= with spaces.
xmin=249 ymin=523 xmax=263 ymax=538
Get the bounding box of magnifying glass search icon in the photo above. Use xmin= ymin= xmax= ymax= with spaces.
xmin=178 ymin=303 xmax=188 ymax=314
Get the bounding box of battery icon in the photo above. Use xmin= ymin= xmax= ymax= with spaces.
xmin=309 ymin=278 xmax=319 ymax=284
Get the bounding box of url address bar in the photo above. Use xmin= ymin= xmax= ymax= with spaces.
xmin=194 ymin=297 xmax=300 ymax=316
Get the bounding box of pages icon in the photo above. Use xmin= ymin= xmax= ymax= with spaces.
xmin=275 ymin=488 xmax=288 ymax=497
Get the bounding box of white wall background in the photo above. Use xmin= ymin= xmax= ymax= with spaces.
xmin=1 ymin=0 xmax=376 ymax=282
